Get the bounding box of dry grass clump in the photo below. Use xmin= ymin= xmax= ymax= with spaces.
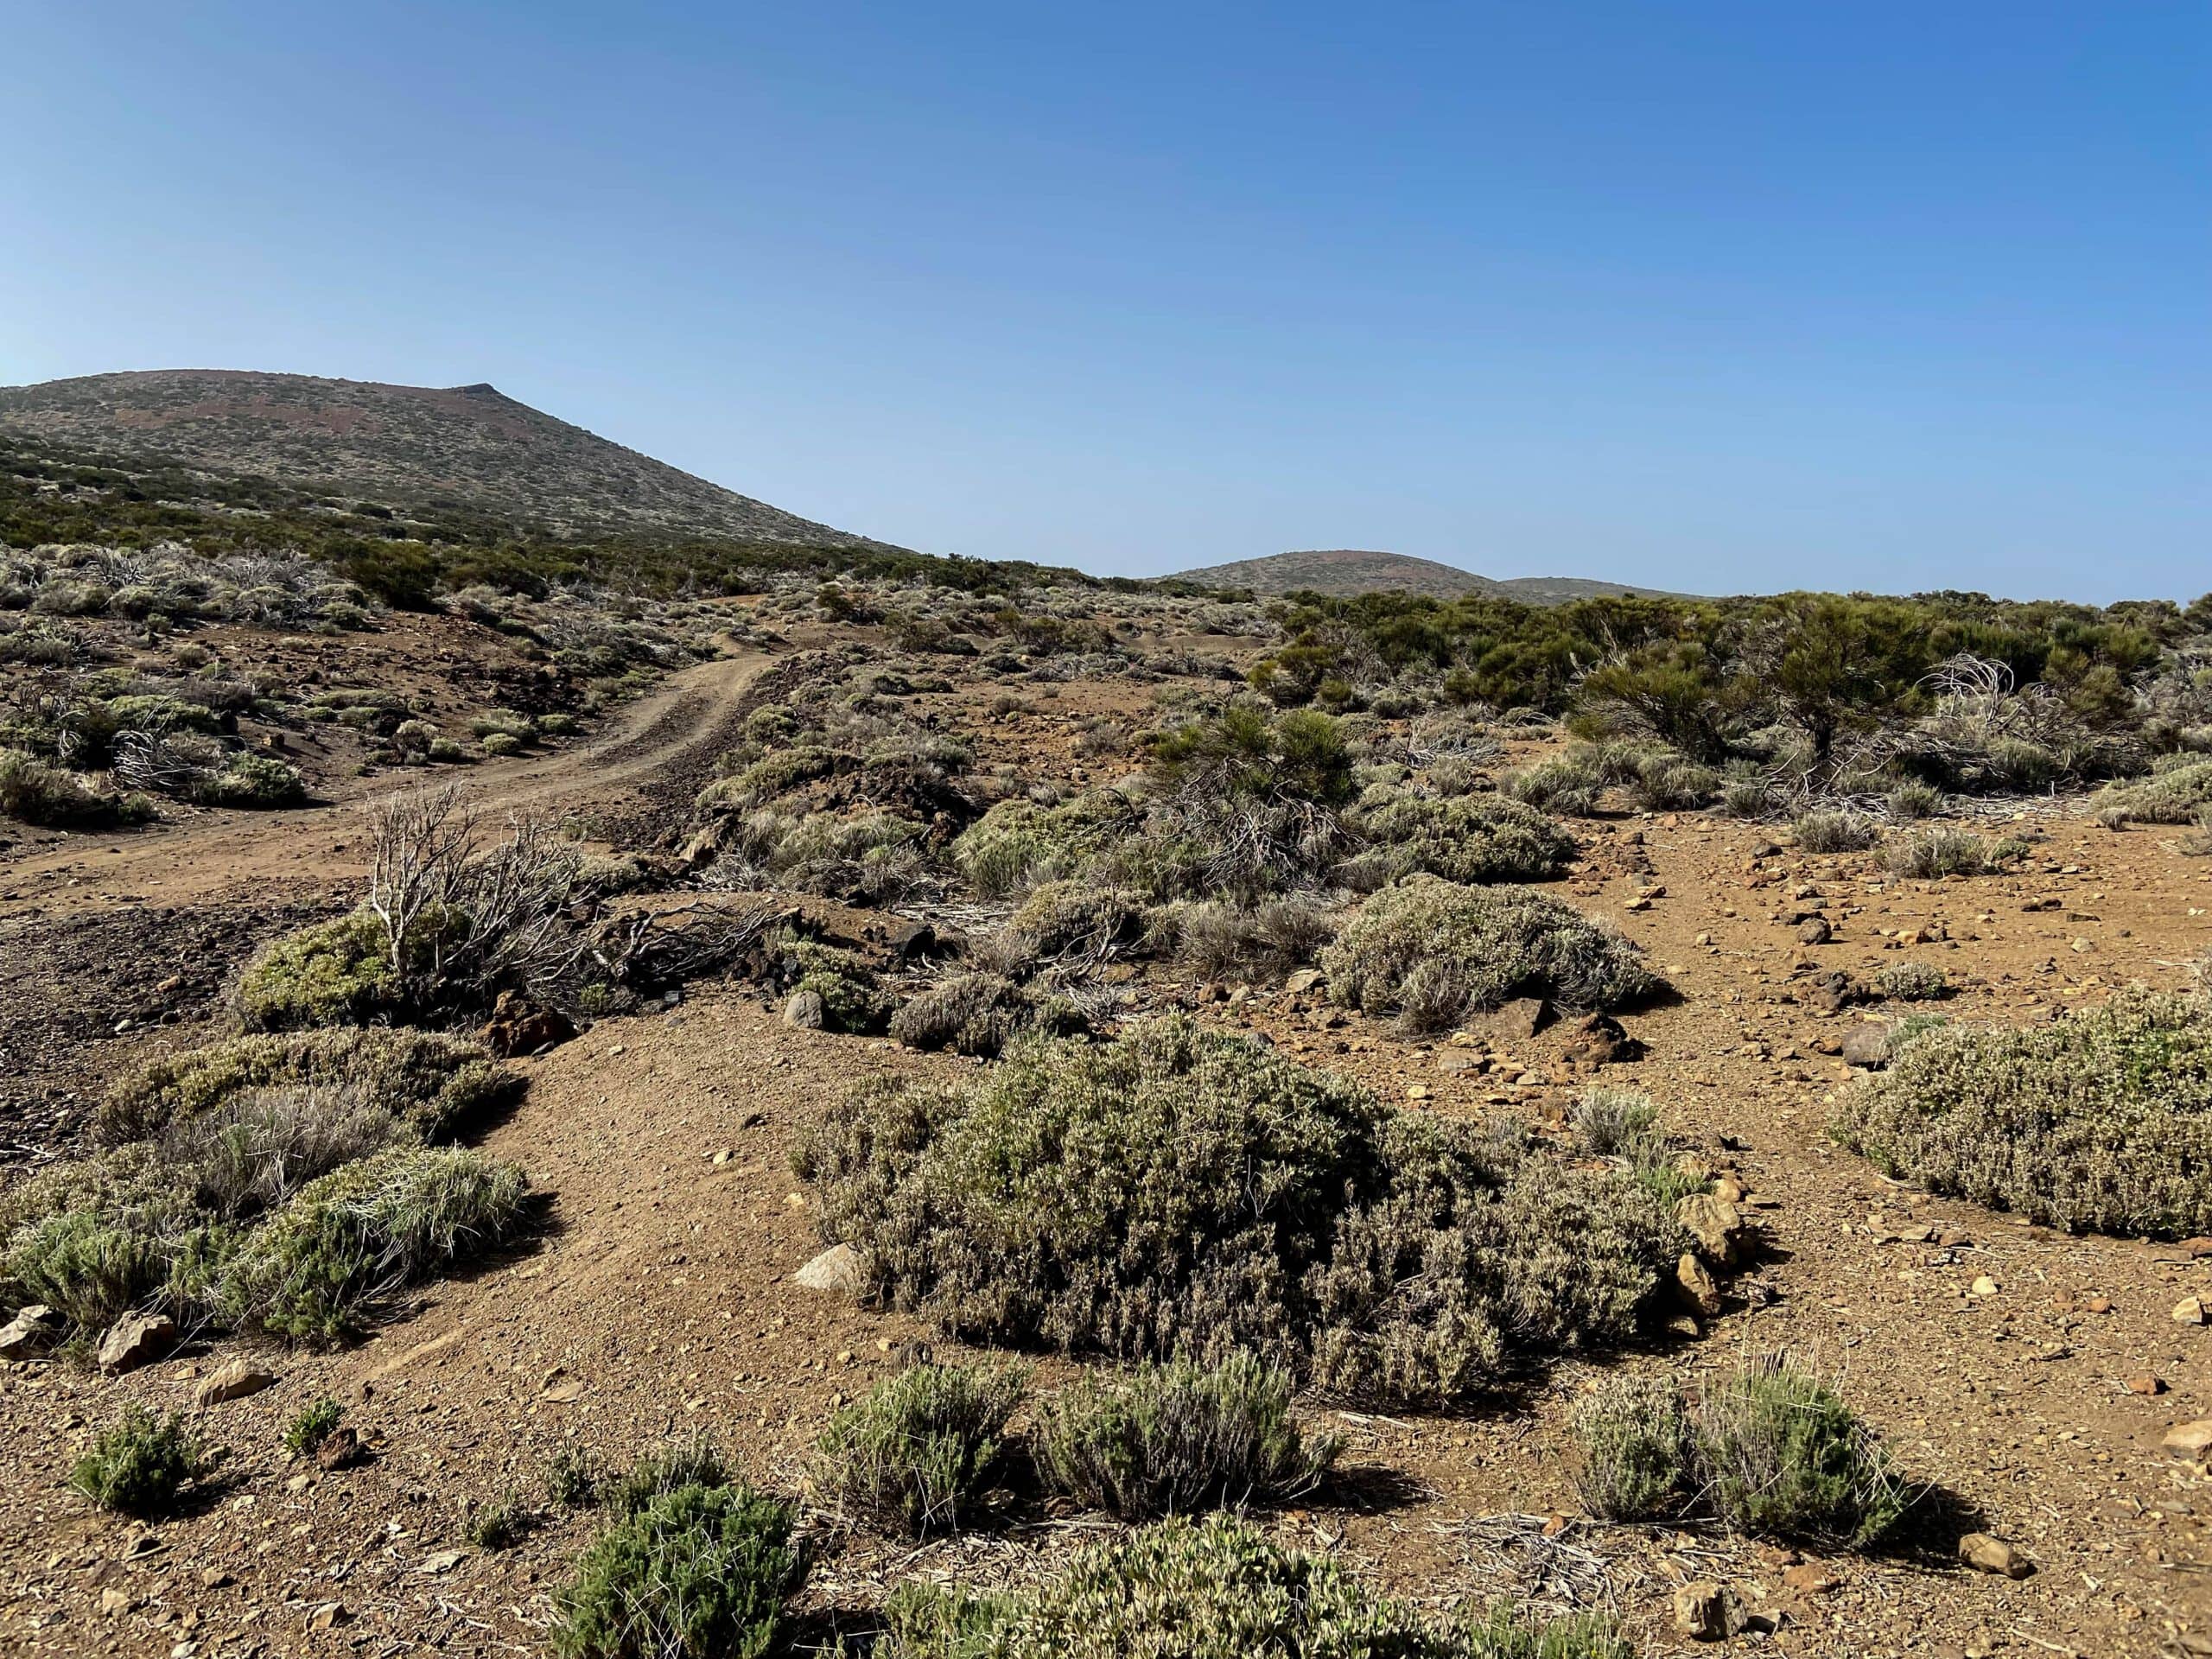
xmin=1792 ymin=810 xmax=1878 ymax=854
xmin=876 ymin=1516 xmax=1631 ymax=1659
xmin=1155 ymin=896 xmax=1336 ymax=977
xmin=1503 ymin=741 xmax=1715 ymax=817
xmin=1875 ymin=961 xmax=1949 ymax=1001
xmin=810 ymin=1362 xmax=1028 ymax=1536
xmin=2093 ymin=756 xmax=2212 ymax=824
xmin=1343 ymin=790 xmax=1576 ymax=887
xmin=1573 ymin=1357 xmax=1911 ymax=1548
xmin=216 ymin=1146 xmax=531 ymax=1342
xmin=796 ymin=1019 xmax=1686 ymax=1408
xmin=1036 ymin=1352 xmax=1339 ymax=1520
xmin=100 ymin=1028 xmax=513 ymax=1145
xmin=1833 ymin=987 xmax=2212 ymax=1238
xmin=1320 ymin=880 xmax=1665 ymax=1033
xmin=0 ymin=747 xmax=153 ymax=826
xmin=1878 ymin=826 xmax=2025 ymax=878
xmin=888 ymin=973 xmax=1082 ymax=1058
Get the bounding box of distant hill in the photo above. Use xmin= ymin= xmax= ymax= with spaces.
xmin=1173 ymin=548 xmax=1688 ymax=604
xmin=0 ymin=369 xmax=886 ymax=548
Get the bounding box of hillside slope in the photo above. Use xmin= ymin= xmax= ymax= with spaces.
xmin=0 ymin=369 xmax=884 ymax=547
xmin=1174 ymin=548 xmax=1688 ymax=603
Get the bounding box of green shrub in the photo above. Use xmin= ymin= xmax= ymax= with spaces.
xmin=2095 ymin=758 xmax=2212 ymax=824
xmin=543 ymin=1447 xmax=604 ymax=1510
xmin=1793 ymin=810 xmax=1878 ymax=854
xmin=468 ymin=1494 xmax=536 ymax=1550
xmin=70 ymin=1406 xmax=206 ymax=1516
xmin=1834 ymin=987 xmax=2212 ymax=1238
xmin=1036 ymin=1352 xmax=1339 ymax=1521
xmin=1345 ymin=791 xmax=1575 ymax=886
xmin=950 ymin=791 xmax=1138 ymax=898
xmin=811 ymin=1363 xmax=1027 ymax=1536
xmin=233 ymin=911 xmax=399 ymax=1030
xmin=1571 ymin=1374 xmax=1690 ymax=1521
xmin=480 ymin=731 xmax=523 ymax=757
xmin=1571 ymin=1089 xmax=1658 ymax=1157
xmin=875 ymin=1516 xmax=1630 ymax=1659
xmin=769 ymin=934 xmax=894 ymax=1033
xmin=194 ymin=753 xmax=307 ymax=808
xmin=0 ymin=747 xmax=149 ymax=826
xmin=613 ymin=1434 xmax=732 ymax=1516
xmin=890 ymin=973 xmax=1078 ymax=1058
xmin=1160 ymin=897 xmax=1335 ymax=978
xmin=102 ymin=1028 xmax=513 ymax=1146
xmin=991 ymin=880 xmax=1150 ymax=973
xmin=554 ymin=1483 xmax=804 ymax=1659
xmin=1888 ymin=780 xmax=1943 ymax=820
xmin=1321 ymin=880 xmax=1664 ymax=1033
xmin=216 ymin=1146 xmax=531 ymax=1341
xmin=0 ymin=1147 xmax=230 ymax=1332
xmin=1694 ymin=1358 xmax=1910 ymax=1548
xmin=696 ymin=746 xmax=844 ymax=812
xmin=283 ymin=1397 xmax=344 ymax=1456
xmin=797 ymin=1019 xmax=1683 ymax=1407
xmin=1875 ymin=961 xmax=1948 ymax=1001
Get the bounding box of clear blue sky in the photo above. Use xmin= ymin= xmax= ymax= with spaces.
xmin=3 ymin=3 xmax=2205 ymax=601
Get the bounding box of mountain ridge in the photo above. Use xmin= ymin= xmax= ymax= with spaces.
xmin=0 ymin=368 xmax=888 ymax=550
xmin=1172 ymin=548 xmax=1690 ymax=604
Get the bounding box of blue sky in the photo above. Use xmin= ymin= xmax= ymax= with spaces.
xmin=3 ymin=2 xmax=2205 ymax=600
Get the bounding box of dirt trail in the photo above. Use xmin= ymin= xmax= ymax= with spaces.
xmin=0 ymin=648 xmax=775 ymax=915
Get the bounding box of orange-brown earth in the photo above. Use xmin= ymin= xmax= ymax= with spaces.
xmin=3 ymin=622 xmax=2210 ymax=1659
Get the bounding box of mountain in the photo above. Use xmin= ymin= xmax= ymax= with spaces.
xmin=0 ymin=369 xmax=883 ymax=548
xmin=1173 ymin=549 xmax=1688 ymax=604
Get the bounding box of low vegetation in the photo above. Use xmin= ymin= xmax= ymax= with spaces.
xmin=1321 ymin=880 xmax=1665 ymax=1033
xmin=1573 ymin=1357 xmax=1911 ymax=1548
xmin=1035 ymin=1352 xmax=1340 ymax=1521
xmin=798 ymin=1018 xmax=1688 ymax=1407
xmin=810 ymin=1362 xmax=1028 ymax=1536
xmin=1834 ymin=987 xmax=2212 ymax=1238
xmin=554 ymin=1480 xmax=804 ymax=1659
xmin=876 ymin=1516 xmax=1631 ymax=1659
xmin=69 ymin=1406 xmax=207 ymax=1516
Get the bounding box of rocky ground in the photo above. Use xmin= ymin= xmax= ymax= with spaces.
xmin=3 ymin=614 xmax=2209 ymax=1658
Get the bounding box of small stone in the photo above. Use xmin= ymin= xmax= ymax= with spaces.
xmin=1493 ymin=996 xmax=1548 ymax=1039
xmin=1673 ymin=1580 xmax=1735 ymax=1641
xmin=194 ymin=1358 xmax=277 ymax=1408
xmin=784 ymin=989 xmax=826 ymax=1030
xmin=98 ymin=1311 xmax=176 ymax=1374
xmin=101 ymin=1588 xmax=133 ymax=1617
xmin=1678 ymin=1192 xmax=1750 ymax=1266
xmin=1957 ymin=1533 xmax=2034 ymax=1578
xmin=2161 ymin=1420 xmax=2212 ymax=1461
xmin=2126 ymin=1374 xmax=2165 ymax=1397
xmin=1840 ymin=1023 xmax=1893 ymax=1069
xmin=1796 ymin=916 xmax=1832 ymax=945
xmin=1969 ymin=1276 xmax=2000 ymax=1298
xmin=1675 ymin=1252 xmax=1723 ymax=1317
xmin=307 ymin=1602 xmax=348 ymax=1631
xmin=793 ymin=1243 xmax=864 ymax=1294
xmin=315 ymin=1427 xmax=364 ymax=1471
xmin=1284 ymin=968 xmax=1324 ymax=995
xmin=2173 ymin=1296 xmax=2207 ymax=1325
xmin=0 ymin=1303 xmax=60 ymax=1358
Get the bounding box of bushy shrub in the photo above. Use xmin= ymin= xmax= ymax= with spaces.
xmin=1036 ymin=1353 xmax=1339 ymax=1521
xmin=1571 ymin=1089 xmax=1658 ymax=1158
xmin=889 ymin=973 xmax=1079 ymax=1058
xmin=1345 ymin=791 xmax=1575 ymax=886
xmin=468 ymin=1494 xmax=536 ymax=1550
xmin=69 ymin=1406 xmax=206 ymax=1516
xmin=1793 ymin=810 xmax=1878 ymax=854
xmin=797 ymin=1020 xmax=1683 ymax=1407
xmin=1160 ymin=897 xmax=1335 ymax=977
xmin=233 ymin=912 xmax=399 ymax=1030
xmin=167 ymin=1084 xmax=403 ymax=1217
xmin=876 ymin=1516 xmax=1630 ymax=1659
xmin=811 ymin=1363 xmax=1027 ymax=1536
xmin=2094 ymin=758 xmax=2212 ymax=824
xmin=612 ymin=1433 xmax=733 ymax=1516
xmin=0 ymin=747 xmax=149 ymax=827
xmin=1322 ymin=880 xmax=1664 ymax=1033
xmin=102 ymin=1027 xmax=513 ymax=1146
xmin=950 ymin=791 xmax=1138 ymax=898
xmin=769 ymin=934 xmax=894 ymax=1033
xmin=1694 ymin=1358 xmax=1910 ymax=1548
xmin=1572 ymin=1373 xmax=1690 ymax=1522
xmin=1834 ymin=988 xmax=2212 ymax=1237
xmin=1887 ymin=780 xmax=1943 ymax=820
xmin=0 ymin=1146 xmax=230 ymax=1332
xmin=194 ymin=753 xmax=307 ymax=808
xmin=988 ymin=880 xmax=1150 ymax=975
xmin=554 ymin=1483 xmax=804 ymax=1659
xmin=1875 ymin=961 xmax=1948 ymax=1001
xmin=217 ymin=1146 xmax=531 ymax=1341
xmin=1880 ymin=827 xmax=2011 ymax=879
xmin=1571 ymin=1359 xmax=1908 ymax=1548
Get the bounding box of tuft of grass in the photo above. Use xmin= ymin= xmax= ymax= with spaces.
xmin=1321 ymin=880 xmax=1665 ymax=1033
xmin=1571 ymin=1374 xmax=1691 ymax=1522
xmin=1834 ymin=987 xmax=2212 ymax=1238
xmin=468 ymin=1493 xmax=537 ymax=1550
xmin=612 ymin=1433 xmax=732 ymax=1516
xmin=216 ymin=1146 xmax=531 ymax=1342
xmin=1792 ymin=810 xmax=1878 ymax=854
xmin=1880 ymin=826 xmax=2012 ymax=879
xmin=1694 ymin=1357 xmax=1910 ymax=1548
xmin=1571 ymin=1089 xmax=1658 ymax=1158
xmin=874 ymin=1515 xmax=1630 ymax=1659
xmin=2094 ymin=758 xmax=2212 ymax=825
xmin=1036 ymin=1352 xmax=1340 ymax=1521
xmin=553 ymin=1483 xmax=804 ymax=1659
xmin=283 ymin=1397 xmax=344 ymax=1457
xmin=543 ymin=1447 xmax=604 ymax=1510
xmin=1874 ymin=961 xmax=1948 ymax=1001
xmin=810 ymin=1362 xmax=1028 ymax=1536
xmin=70 ymin=1406 xmax=206 ymax=1516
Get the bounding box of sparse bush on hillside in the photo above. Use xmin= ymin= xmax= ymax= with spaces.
xmin=2093 ymin=757 xmax=2212 ymax=825
xmin=1879 ymin=826 xmax=2023 ymax=879
xmin=984 ymin=880 xmax=1151 ymax=976
xmin=1156 ymin=895 xmax=1336 ymax=978
xmin=216 ymin=1145 xmax=531 ymax=1342
xmin=283 ymin=1397 xmax=344 ymax=1457
xmin=1834 ymin=987 xmax=2212 ymax=1238
xmin=810 ymin=1363 xmax=1028 ymax=1536
xmin=1344 ymin=791 xmax=1575 ymax=887
xmin=69 ymin=1406 xmax=207 ymax=1516
xmin=612 ymin=1434 xmax=733 ymax=1516
xmin=553 ymin=1482 xmax=804 ymax=1659
xmin=1793 ymin=810 xmax=1878 ymax=854
xmin=796 ymin=1019 xmax=1686 ymax=1407
xmin=1572 ymin=1358 xmax=1909 ymax=1548
xmin=950 ymin=791 xmax=1137 ymax=898
xmin=889 ymin=973 xmax=1081 ymax=1058
xmin=0 ymin=1149 xmax=232 ymax=1333
xmin=165 ymin=1084 xmax=404 ymax=1218
xmin=1875 ymin=961 xmax=1948 ymax=1001
xmin=875 ymin=1516 xmax=1632 ymax=1659
xmin=101 ymin=1027 xmax=512 ymax=1146
xmin=766 ymin=932 xmax=894 ymax=1033
xmin=1036 ymin=1352 xmax=1339 ymax=1521
xmin=1321 ymin=880 xmax=1665 ymax=1033
xmin=0 ymin=747 xmax=151 ymax=827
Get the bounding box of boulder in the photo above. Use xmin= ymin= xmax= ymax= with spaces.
xmin=784 ymin=989 xmax=826 ymax=1030
xmin=194 ymin=1358 xmax=277 ymax=1407
xmin=480 ymin=991 xmax=575 ymax=1058
xmin=1840 ymin=1023 xmax=1893 ymax=1069
xmin=98 ymin=1311 xmax=176 ymax=1375
xmin=1493 ymin=997 xmax=1548 ymax=1039
xmin=1957 ymin=1533 xmax=2035 ymax=1579
xmin=792 ymin=1243 xmax=864 ymax=1294
xmin=1678 ymin=1193 xmax=1750 ymax=1266
xmin=1796 ymin=916 xmax=1833 ymax=945
xmin=1675 ymin=1252 xmax=1723 ymax=1317
xmin=0 ymin=1303 xmax=60 ymax=1359
xmin=2161 ymin=1420 xmax=2212 ymax=1462
xmin=1563 ymin=1012 xmax=1641 ymax=1066
xmin=1673 ymin=1581 xmax=1736 ymax=1641
xmin=316 ymin=1427 xmax=365 ymax=1471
